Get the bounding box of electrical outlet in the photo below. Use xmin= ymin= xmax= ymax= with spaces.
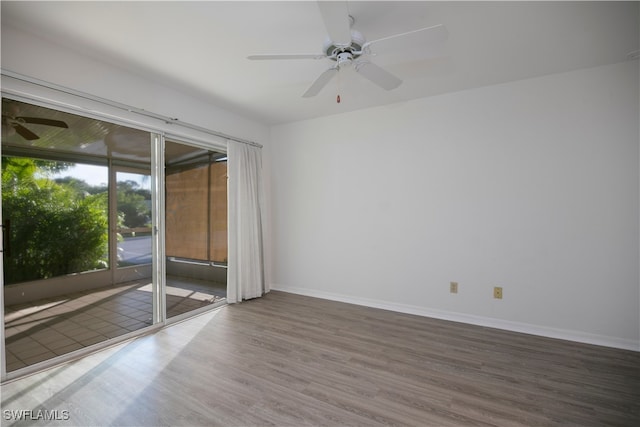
xmin=493 ymin=286 xmax=503 ymax=299
xmin=450 ymin=281 xmax=458 ymax=294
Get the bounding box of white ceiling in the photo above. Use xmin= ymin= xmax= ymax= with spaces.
xmin=2 ymin=1 xmax=638 ymax=125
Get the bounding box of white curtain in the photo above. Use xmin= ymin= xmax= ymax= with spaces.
xmin=227 ymin=140 xmax=267 ymax=303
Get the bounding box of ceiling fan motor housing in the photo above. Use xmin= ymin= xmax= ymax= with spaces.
xmin=323 ymin=29 xmax=365 ymax=60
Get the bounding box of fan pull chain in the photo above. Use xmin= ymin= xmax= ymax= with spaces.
xmin=336 ymin=69 xmax=342 ymax=103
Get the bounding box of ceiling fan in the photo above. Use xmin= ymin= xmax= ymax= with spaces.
xmin=2 ymin=114 xmax=68 ymax=140
xmin=248 ymin=1 xmax=448 ymax=99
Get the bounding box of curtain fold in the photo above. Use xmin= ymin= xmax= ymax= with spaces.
xmin=227 ymin=140 xmax=267 ymax=303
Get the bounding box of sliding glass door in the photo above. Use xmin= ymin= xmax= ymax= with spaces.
xmin=1 ymin=97 xmax=229 ymax=379
xmin=1 ymin=98 xmax=159 ymax=374
xmin=164 ymin=139 xmax=227 ymax=319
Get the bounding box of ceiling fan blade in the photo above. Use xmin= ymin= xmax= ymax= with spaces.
xmin=317 ymin=0 xmax=352 ymax=46
xmin=303 ymin=67 xmax=339 ymax=98
xmin=363 ymin=24 xmax=448 ymax=54
xmin=354 ymin=61 xmax=402 ymax=90
xmin=16 ymin=117 xmax=69 ymax=128
xmin=247 ymin=54 xmax=326 ymax=61
xmin=13 ymin=124 xmax=39 ymax=140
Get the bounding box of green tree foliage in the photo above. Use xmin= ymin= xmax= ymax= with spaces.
xmin=2 ymin=157 xmax=109 ymax=285
xmin=55 ymin=176 xmax=107 ymax=196
xmin=117 ymin=180 xmax=151 ymax=229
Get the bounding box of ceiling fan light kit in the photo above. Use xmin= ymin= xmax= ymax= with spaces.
xmin=248 ymin=1 xmax=447 ymax=100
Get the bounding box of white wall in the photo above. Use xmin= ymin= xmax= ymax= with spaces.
xmin=269 ymin=61 xmax=640 ymax=350
xmin=1 ymin=25 xmax=269 ymax=144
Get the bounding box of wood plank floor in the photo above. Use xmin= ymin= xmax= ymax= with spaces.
xmin=2 ymin=291 xmax=639 ymax=426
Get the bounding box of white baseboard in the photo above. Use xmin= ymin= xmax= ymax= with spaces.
xmin=269 ymin=284 xmax=639 ymax=352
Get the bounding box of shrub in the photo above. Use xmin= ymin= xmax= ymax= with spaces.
xmin=2 ymin=157 xmax=109 ymax=285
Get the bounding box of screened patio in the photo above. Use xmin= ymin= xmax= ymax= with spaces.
xmin=2 ymin=98 xmax=229 ymax=374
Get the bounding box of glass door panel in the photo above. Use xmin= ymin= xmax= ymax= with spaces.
xmin=164 ymin=140 xmax=227 ymax=319
xmin=2 ymin=98 xmax=157 ymax=374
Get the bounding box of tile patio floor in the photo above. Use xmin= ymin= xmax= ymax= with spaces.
xmin=4 ymin=277 xmax=226 ymax=372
